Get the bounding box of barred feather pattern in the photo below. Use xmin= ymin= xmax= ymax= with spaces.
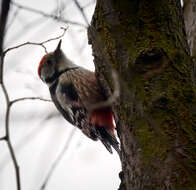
xmin=70 ymin=106 xmax=98 ymax=141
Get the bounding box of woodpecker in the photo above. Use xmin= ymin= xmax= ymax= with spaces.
xmin=38 ymin=40 xmax=120 ymax=154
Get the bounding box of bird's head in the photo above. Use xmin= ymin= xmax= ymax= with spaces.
xmin=38 ymin=40 xmax=69 ymax=84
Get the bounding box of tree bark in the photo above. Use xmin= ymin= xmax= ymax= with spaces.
xmin=184 ymin=0 xmax=196 ymax=57
xmin=88 ymin=0 xmax=196 ymax=190
xmin=184 ymin=0 xmax=196 ymax=88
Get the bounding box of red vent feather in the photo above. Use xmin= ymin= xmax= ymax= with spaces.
xmin=90 ymin=108 xmax=114 ymax=130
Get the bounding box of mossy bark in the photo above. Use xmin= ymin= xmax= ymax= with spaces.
xmin=88 ymin=0 xmax=196 ymax=189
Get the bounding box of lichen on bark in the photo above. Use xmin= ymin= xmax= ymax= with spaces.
xmin=88 ymin=0 xmax=196 ymax=189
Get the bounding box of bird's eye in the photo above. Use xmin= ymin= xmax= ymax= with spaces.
xmin=47 ymin=60 xmax=52 ymax=65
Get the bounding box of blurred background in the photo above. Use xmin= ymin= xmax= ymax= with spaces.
xmin=0 ymin=0 xmax=121 ymax=189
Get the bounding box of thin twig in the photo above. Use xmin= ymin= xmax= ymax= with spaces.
xmin=4 ymin=27 xmax=68 ymax=55
xmin=40 ymin=26 xmax=67 ymax=44
xmin=40 ymin=128 xmax=77 ymax=190
xmin=83 ymin=0 xmax=96 ymax=10
xmin=73 ymin=0 xmax=89 ymax=25
xmin=0 ymin=136 xmax=7 ymax=141
xmin=6 ymin=41 xmax=48 ymax=54
xmin=10 ymin=97 xmax=52 ymax=105
xmin=11 ymin=1 xmax=87 ymax=28
xmin=1 ymin=79 xmax=21 ymax=190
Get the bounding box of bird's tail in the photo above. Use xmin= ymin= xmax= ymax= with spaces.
xmin=96 ymin=126 xmax=120 ymax=155
xmin=90 ymin=108 xmax=120 ymax=154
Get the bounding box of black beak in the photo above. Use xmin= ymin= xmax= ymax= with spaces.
xmin=56 ymin=40 xmax=62 ymax=51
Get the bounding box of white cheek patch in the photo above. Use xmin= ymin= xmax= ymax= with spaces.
xmin=41 ymin=66 xmax=55 ymax=83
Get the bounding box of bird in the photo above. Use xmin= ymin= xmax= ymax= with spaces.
xmin=38 ymin=40 xmax=120 ymax=154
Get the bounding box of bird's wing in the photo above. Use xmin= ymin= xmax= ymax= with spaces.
xmin=65 ymin=67 xmax=105 ymax=105
xmin=49 ymin=80 xmax=75 ymax=124
xmin=49 ymin=80 xmax=98 ymax=141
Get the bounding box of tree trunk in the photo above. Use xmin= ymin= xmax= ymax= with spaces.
xmin=88 ymin=0 xmax=196 ymax=190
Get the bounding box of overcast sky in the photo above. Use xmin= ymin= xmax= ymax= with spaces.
xmin=0 ymin=0 xmax=121 ymax=190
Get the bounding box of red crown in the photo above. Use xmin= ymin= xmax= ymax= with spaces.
xmin=38 ymin=55 xmax=46 ymax=76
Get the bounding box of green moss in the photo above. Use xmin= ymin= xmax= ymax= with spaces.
xmin=135 ymin=118 xmax=168 ymax=165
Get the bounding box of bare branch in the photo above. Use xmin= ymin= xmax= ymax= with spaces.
xmin=0 ymin=136 xmax=6 ymax=141
xmin=4 ymin=27 xmax=68 ymax=55
xmin=6 ymin=139 xmax=21 ymax=190
xmin=11 ymin=1 xmax=87 ymax=28
xmin=40 ymin=128 xmax=77 ymax=190
xmin=10 ymin=97 xmax=52 ymax=105
xmin=1 ymin=81 xmax=21 ymax=190
xmin=39 ymin=27 xmax=68 ymax=46
xmin=6 ymin=42 xmax=48 ymax=54
xmin=83 ymin=0 xmax=96 ymax=10
xmin=73 ymin=0 xmax=89 ymax=25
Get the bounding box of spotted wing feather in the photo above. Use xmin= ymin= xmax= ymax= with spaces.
xmin=49 ymin=80 xmax=98 ymax=141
